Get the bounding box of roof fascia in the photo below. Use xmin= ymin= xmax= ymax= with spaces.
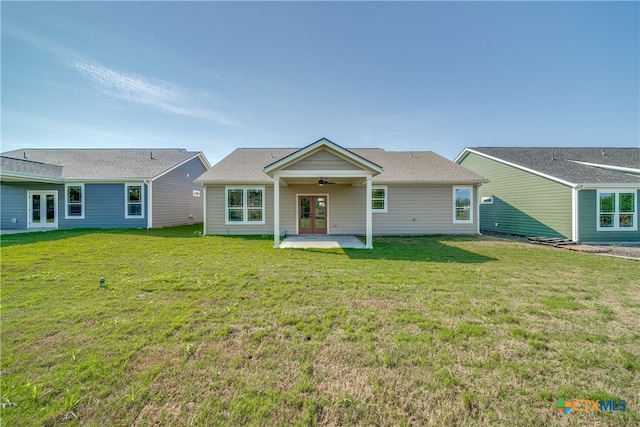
xmin=578 ymin=183 xmax=640 ymax=190
xmin=263 ymin=138 xmax=383 ymax=174
xmin=197 ymin=180 xmax=274 ymax=185
xmin=460 ymin=148 xmax=577 ymax=187
xmin=0 ymin=172 xmax=64 ymax=184
xmin=372 ymin=180 xmax=487 ymax=186
xmin=567 ymin=160 xmax=640 ymax=175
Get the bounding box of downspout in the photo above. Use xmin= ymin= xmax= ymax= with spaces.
xmin=365 ymin=176 xmax=373 ymax=249
xmin=476 ymin=184 xmax=482 ymax=235
xmin=202 ymin=184 xmax=207 ymax=236
xmin=273 ymin=175 xmax=280 ymax=248
xmin=146 ymin=180 xmax=153 ymax=229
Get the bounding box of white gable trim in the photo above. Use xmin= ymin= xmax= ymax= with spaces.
xmin=264 ymin=138 xmax=383 ymax=175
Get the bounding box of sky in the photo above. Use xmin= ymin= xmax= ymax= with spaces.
xmin=2 ymin=1 xmax=638 ymax=165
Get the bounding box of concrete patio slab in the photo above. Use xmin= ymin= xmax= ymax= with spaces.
xmin=279 ymin=234 xmax=365 ymax=249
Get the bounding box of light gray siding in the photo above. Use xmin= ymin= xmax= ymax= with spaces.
xmin=373 ymin=186 xmax=478 ymax=235
xmin=204 ymin=183 xmax=479 ymax=236
xmin=151 ymin=157 xmax=208 ymax=228
xmin=283 ymin=150 xmax=362 ymax=171
xmin=204 ymin=185 xmax=275 ymax=235
xmin=279 ymin=184 xmax=366 ymax=234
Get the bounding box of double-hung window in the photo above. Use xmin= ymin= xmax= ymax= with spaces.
xmin=125 ymin=184 xmax=144 ymax=218
xmin=597 ymin=190 xmax=636 ymax=230
xmin=226 ymin=187 xmax=265 ymax=224
xmin=372 ymin=186 xmax=387 ymax=212
xmin=453 ymin=186 xmax=473 ymax=223
xmin=65 ymin=184 xmax=84 ymax=219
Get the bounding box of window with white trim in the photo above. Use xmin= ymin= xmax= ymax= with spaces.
xmin=65 ymin=184 xmax=84 ymax=219
xmin=125 ymin=184 xmax=144 ymax=218
xmin=597 ymin=190 xmax=636 ymax=231
xmin=226 ymin=187 xmax=265 ymax=224
xmin=372 ymin=186 xmax=387 ymax=212
xmin=481 ymin=196 xmax=494 ymax=204
xmin=453 ymin=186 xmax=473 ymax=223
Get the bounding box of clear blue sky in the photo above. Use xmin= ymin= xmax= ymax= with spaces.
xmin=2 ymin=1 xmax=638 ymax=164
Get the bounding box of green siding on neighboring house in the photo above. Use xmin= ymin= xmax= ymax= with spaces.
xmin=578 ymin=189 xmax=640 ymax=243
xmin=459 ymin=152 xmax=572 ymax=238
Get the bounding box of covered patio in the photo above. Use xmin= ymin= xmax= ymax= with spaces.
xmin=279 ymin=234 xmax=366 ymax=249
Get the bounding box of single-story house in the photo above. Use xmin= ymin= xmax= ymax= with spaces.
xmin=455 ymin=147 xmax=640 ymax=243
xmin=0 ymin=148 xmax=210 ymax=231
xmin=195 ymin=138 xmax=488 ymax=248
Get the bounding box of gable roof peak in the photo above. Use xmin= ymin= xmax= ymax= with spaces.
xmin=263 ymin=138 xmax=383 ymax=174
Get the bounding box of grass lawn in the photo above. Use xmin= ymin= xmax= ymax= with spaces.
xmin=1 ymin=225 xmax=638 ymax=426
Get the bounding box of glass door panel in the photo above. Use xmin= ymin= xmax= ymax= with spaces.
xmin=46 ymin=195 xmax=56 ymax=223
xmin=31 ymin=194 xmax=42 ymax=224
xmin=299 ymin=197 xmax=311 ymax=232
xmin=314 ymin=197 xmax=326 ymax=232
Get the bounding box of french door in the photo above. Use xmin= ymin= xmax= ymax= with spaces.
xmin=298 ymin=195 xmax=327 ymax=234
xmin=27 ymin=191 xmax=58 ymax=228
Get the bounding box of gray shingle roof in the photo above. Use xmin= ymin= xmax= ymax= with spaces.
xmin=1 ymin=149 xmax=204 ymax=180
xmin=0 ymin=156 xmax=64 ymax=180
xmin=196 ymin=147 xmax=488 ymax=184
xmin=467 ymin=147 xmax=640 ymax=185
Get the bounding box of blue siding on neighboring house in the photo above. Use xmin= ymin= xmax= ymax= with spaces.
xmin=0 ymin=182 xmax=63 ymax=229
xmin=0 ymin=182 xmax=148 ymax=230
xmin=66 ymin=183 xmax=148 ymax=229
xmin=578 ymin=189 xmax=640 ymax=243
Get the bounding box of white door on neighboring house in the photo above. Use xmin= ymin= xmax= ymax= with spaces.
xmin=27 ymin=191 xmax=58 ymax=229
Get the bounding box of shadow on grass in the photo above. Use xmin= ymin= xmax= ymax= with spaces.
xmin=0 ymin=224 xmax=206 ymax=247
xmin=343 ymin=236 xmax=497 ymax=263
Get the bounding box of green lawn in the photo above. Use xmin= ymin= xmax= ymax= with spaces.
xmin=1 ymin=225 xmax=638 ymax=426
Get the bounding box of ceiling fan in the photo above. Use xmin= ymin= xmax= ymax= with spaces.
xmin=318 ymin=178 xmax=335 ymax=186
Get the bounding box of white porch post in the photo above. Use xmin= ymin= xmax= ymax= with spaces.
xmin=366 ymin=176 xmax=373 ymax=249
xmin=273 ymin=175 xmax=280 ymax=248
xmin=571 ymin=186 xmax=580 ymax=242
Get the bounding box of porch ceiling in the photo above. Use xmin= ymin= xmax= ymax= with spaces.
xmin=280 ymin=176 xmax=365 ymax=186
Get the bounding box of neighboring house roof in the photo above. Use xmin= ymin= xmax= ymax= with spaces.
xmin=0 ymin=156 xmax=64 ymax=183
xmin=0 ymin=149 xmax=209 ymax=182
xmin=196 ymin=141 xmax=488 ymax=185
xmin=457 ymin=147 xmax=640 ymax=186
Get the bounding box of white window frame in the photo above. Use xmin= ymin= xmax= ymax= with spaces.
xmin=453 ymin=186 xmax=473 ymax=224
xmin=596 ymin=189 xmax=637 ymax=231
xmin=225 ymin=187 xmax=265 ymax=225
xmin=481 ymin=196 xmax=494 ymax=204
xmin=125 ymin=183 xmax=145 ymax=219
xmin=372 ymin=186 xmax=388 ymax=213
xmin=65 ymin=183 xmax=85 ymax=219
